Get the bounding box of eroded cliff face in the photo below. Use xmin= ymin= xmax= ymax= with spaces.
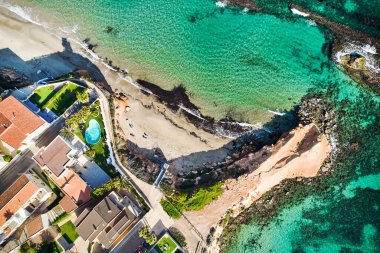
xmin=167 ymin=92 xmax=336 ymax=191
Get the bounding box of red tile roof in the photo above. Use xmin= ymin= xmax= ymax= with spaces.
xmin=33 ymin=137 xmax=72 ymax=177
xmin=0 ymin=113 xmax=11 ymax=135
xmin=50 ymin=168 xmax=92 ymax=206
xmin=0 ymin=96 xmax=44 ymax=149
xmin=59 ymin=194 xmax=78 ymax=213
xmin=0 ymin=176 xmax=39 ymax=227
xmin=0 ymin=125 xmax=27 ymax=150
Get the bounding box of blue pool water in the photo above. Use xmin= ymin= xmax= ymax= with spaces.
xmin=85 ymin=119 xmax=101 ymax=145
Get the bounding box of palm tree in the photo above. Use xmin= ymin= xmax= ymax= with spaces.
xmin=60 ymin=126 xmax=74 ymax=139
xmin=76 ymin=91 xmax=89 ymax=103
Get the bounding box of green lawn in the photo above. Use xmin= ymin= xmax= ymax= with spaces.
xmin=43 ymin=82 xmax=86 ymax=115
xmin=29 ymin=85 xmax=56 ymax=107
xmin=59 ymin=221 xmax=79 ymax=244
xmin=52 ymin=212 xmax=71 ymax=225
xmin=74 ymin=104 xmax=118 ymax=178
xmin=154 ymin=236 xmax=178 ymax=253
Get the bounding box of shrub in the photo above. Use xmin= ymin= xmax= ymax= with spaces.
xmin=3 ymin=155 xmax=12 ymax=162
xmin=138 ymin=226 xmax=157 ymax=245
xmin=91 ymin=177 xmax=128 ymax=198
xmin=169 ymin=227 xmax=187 ymax=248
xmin=19 ymin=243 xmax=38 ymax=253
xmin=76 ymin=91 xmax=89 ymax=103
xmin=160 ymin=199 xmax=181 ymax=219
xmin=163 ymin=182 xmax=224 ymax=214
xmin=85 ymin=149 xmax=96 ymax=159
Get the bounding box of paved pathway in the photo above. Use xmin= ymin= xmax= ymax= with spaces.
xmin=73 ymin=79 xmax=204 ymax=252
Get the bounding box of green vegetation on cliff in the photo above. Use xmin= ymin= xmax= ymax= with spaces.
xmin=160 ymin=182 xmax=223 ymax=218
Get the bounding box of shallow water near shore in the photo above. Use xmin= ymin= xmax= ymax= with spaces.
xmin=1 ymin=0 xmax=380 ymax=252
xmin=1 ymin=0 xmax=335 ymax=123
xmin=225 ymin=71 xmax=380 ymax=252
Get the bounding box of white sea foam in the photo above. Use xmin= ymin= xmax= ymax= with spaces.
xmin=307 ymin=20 xmax=317 ymax=26
xmin=291 ymin=8 xmax=310 ymax=17
xmin=215 ymin=1 xmax=227 ymax=8
xmin=178 ymin=105 xmax=204 ymax=120
xmin=335 ymin=42 xmax=380 ymax=73
xmin=1 ymin=2 xmax=154 ymax=96
xmin=268 ymin=110 xmax=286 ymax=116
xmin=0 ymin=1 xmax=46 ymax=26
xmin=363 ymin=44 xmax=377 ymax=54
xmin=59 ymin=24 xmax=79 ymax=34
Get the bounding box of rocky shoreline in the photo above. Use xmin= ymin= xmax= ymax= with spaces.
xmin=226 ymin=1 xmax=380 ymax=95
xmin=216 ymin=91 xmax=339 ymax=252
xmin=166 ymin=107 xmax=299 ymax=189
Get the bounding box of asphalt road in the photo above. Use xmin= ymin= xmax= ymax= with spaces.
xmin=0 ymin=118 xmax=64 ymax=194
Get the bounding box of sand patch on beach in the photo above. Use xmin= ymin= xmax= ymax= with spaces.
xmin=114 ymin=97 xmax=231 ymax=161
xmin=185 ymin=123 xmax=331 ymax=239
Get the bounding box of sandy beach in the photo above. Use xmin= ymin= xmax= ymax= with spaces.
xmin=0 ymin=6 xmax=231 ymax=165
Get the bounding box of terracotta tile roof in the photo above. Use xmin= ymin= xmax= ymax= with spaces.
xmin=49 ymin=168 xmax=91 ymax=206
xmin=0 ymin=96 xmax=44 ymax=133
xmin=25 ymin=216 xmax=44 ymax=238
xmin=59 ymin=194 xmax=78 ymax=213
xmin=0 ymin=113 xmax=11 ymax=135
xmin=0 ymin=175 xmax=29 ymax=210
xmin=0 ymin=96 xmax=44 ymax=149
xmin=34 ymin=137 xmax=72 ymax=177
xmin=0 ymin=125 xmax=27 ymax=149
xmin=0 ymin=176 xmax=39 ymax=227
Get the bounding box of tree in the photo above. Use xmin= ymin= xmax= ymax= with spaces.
xmin=85 ymin=149 xmax=96 ymax=159
xmin=138 ymin=226 xmax=157 ymax=245
xmin=60 ymin=126 xmax=74 ymax=139
xmin=76 ymin=91 xmax=89 ymax=103
xmin=19 ymin=243 xmax=38 ymax=253
xmin=90 ymin=177 xmax=130 ymax=198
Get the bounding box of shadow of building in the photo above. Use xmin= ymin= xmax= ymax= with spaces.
xmin=0 ymin=38 xmax=110 ymax=91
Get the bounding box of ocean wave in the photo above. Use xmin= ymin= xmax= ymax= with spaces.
xmin=0 ymin=1 xmax=46 ymax=26
xmin=267 ymin=110 xmax=285 ymax=116
xmin=215 ymin=1 xmax=227 ymax=8
xmin=59 ymin=24 xmax=79 ymax=34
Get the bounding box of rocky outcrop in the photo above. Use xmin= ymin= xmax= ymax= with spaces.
xmin=0 ymin=67 xmax=30 ymax=89
xmin=168 ymin=109 xmax=299 ymax=190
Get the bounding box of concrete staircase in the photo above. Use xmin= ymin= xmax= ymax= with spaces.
xmin=46 ymin=205 xmax=65 ymax=223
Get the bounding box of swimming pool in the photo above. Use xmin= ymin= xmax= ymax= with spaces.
xmin=85 ymin=119 xmax=101 ymax=145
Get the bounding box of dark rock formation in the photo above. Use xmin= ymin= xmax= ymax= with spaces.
xmin=168 ymin=108 xmax=299 ymax=190
xmin=0 ymin=67 xmax=30 ymax=89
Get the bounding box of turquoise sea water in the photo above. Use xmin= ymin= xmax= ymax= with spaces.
xmin=3 ymin=0 xmax=335 ymax=122
xmin=227 ymin=76 xmax=380 ymax=252
xmin=1 ymin=0 xmax=379 ymax=252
